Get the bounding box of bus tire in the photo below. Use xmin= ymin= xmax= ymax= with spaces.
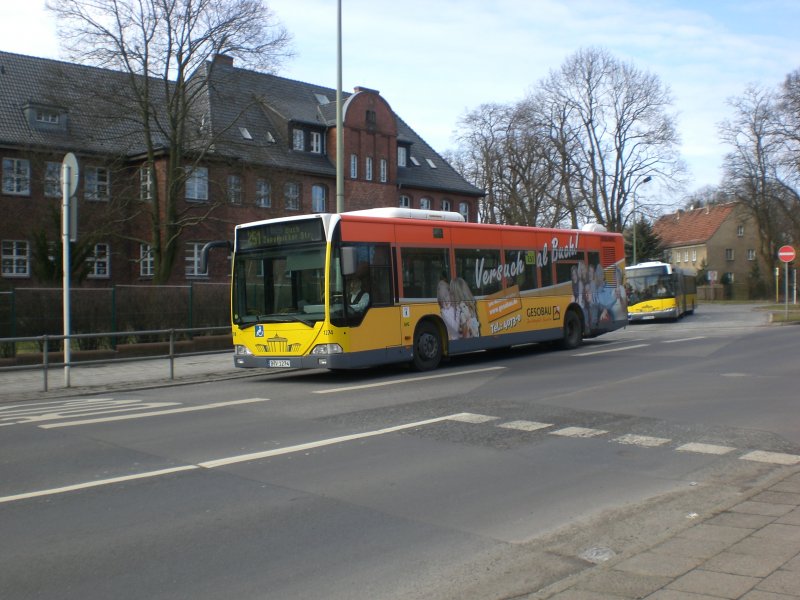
xmin=558 ymin=310 xmax=583 ymax=350
xmin=412 ymin=321 xmax=442 ymax=371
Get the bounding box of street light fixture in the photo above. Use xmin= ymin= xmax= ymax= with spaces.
xmin=632 ymin=175 xmax=652 ymax=266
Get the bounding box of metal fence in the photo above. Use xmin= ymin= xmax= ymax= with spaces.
xmin=0 ymin=326 xmax=232 ymax=392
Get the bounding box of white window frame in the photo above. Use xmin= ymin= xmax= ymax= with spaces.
xmin=380 ymin=158 xmax=387 ymax=183
xmin=45 ymin=161 xmax=61 ymax=198
xmin=458 ymin=202 xmax=469 ymax=221
xmin=311 ymin=184 xmax=327 ymax=213
xmin=85 ymin=166 xmax=110 ymax=201
xmin=737 ymin=225 xmax=744 ymax=237
xmin=683 ymin=251 xmax=689 ymax=263
xmin=36 ymin=109 xmax=59 ymax=124
xmin=365 ymin=157 xmax=373 ymax=181
xmin=747 ymin=249 xmax=756 ymax=261
xmin=256 ymin=179 xmax=271 ymax=208
xmin=691 ymin=249 xmax=697 ymax=262
xmin=310 ymin=131 xmax=322 ymax=154
xmin=399 ymin=195 xmax=411 ymax=208
xmin=2 ymin=158 xmax=31 ymax=196
xmin=397 ymin=146 xmax=407 ymax=168
xmin=227 ymin=174 xmax=242 ymax=204
xmin=87 ymin=243 xmax=110 ymax=279
xmin=292 ymin=128 xmax=305 ymax=151
xmin=1 ymin=240 xmax=30 ymax=277
xmin=725 ymin=248 xmax=735 ymax=261
xmin=185 ymin=166 xmax=208 ymax=202
xmin=140 ymin=243 xmax=154 ymax=277
xmin=185 ymin=242 xmax=208 ymax=277
xmin=350 ymin=154 xmax=358 ymax=179
xmin=419 ymin=197 xmax=431 ymax=210
xmin=139 ymin=165 xmax=154 ymax=201
xmin=284 ymin=182 xmax=300 ymax=211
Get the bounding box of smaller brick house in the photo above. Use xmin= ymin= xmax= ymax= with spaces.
xmin=653 ymin=203 xmax=768 ymax=299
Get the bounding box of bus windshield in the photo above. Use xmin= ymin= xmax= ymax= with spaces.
xmin=232 ymin=243 xmax=327 ymax=327
xmin=626 ymin=267 xmax=674 ymax=304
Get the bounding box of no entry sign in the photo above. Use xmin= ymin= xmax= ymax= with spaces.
xmin=778 ymin=245 xmax=796 ymax=263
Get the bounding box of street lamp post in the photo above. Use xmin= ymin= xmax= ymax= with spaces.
xmin=632 ymin=175 xmax=652 ymax=265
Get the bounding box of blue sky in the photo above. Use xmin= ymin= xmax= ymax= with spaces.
xmin=3 ymin=0 xmax=799 ymax=198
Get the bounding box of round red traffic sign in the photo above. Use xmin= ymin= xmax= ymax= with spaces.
xmin=778 ymin=245 xmax=796 ymax=263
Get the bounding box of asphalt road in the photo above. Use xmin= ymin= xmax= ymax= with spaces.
xmin=0 ymin=304 xmax=797 ymax=599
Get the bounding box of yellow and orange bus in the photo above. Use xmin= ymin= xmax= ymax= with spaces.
xmin=626 ymin=261 xmax=697 ymax=321
xmin=228 ymin=208 xmax=628 ymax=371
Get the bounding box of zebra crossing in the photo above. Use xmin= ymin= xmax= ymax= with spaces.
xmin=0 ymin=397 xmax=180 ymax=426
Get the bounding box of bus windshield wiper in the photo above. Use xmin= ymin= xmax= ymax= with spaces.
xmin=259 ymin=315 xmax=315 ymax=327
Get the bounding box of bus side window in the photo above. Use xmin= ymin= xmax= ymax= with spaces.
xmin=400 ymin=247 xmax=451 ymax=299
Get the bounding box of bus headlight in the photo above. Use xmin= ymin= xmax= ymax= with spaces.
xmin=235 ymin=345 xmax=253 ymax=355
xmin=311 ymin=343 xmax=343 ymax=355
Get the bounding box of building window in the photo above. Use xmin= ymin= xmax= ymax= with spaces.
xmin=2 ymin=158 xmax=31 ymax=195
xmin=725 ymin=272 xmax=735 ymax=283
xmin=87 ymin=243 xmax=110 ymax=278
xmin=227 ymin=174 xmax=242 ymax=204
xmin=139 ymin=166 xmax=154 ymax=201
xmin=185 ymin=166 xmax=208 ymax=201
xmin=737 ymin=225 xmax=744 ymax=237
xmin=311 ymin=184 xmax=327 ymax=213
xmin=366 ymin=109 xmax=376 ymax=127
xmin=36 ymin=109 xmax=60 ymax=124
xmin=691 ymin=249 xmax=697 ymax=262
xmin=85 ymin=166 xmax=110 ymax=201
xmin=185 ymin=242 xmax=208 ymax=277
xmin=45 ymin=161 xmax=61 ymax=198
xmin=683 ymin=251 xmax=689 ymax=263
xmin=399 ymin=195 xmax=411 ymax=208
xmin=310 ymin=131 xmax=322 ymax=154
xmin=397 ymin=146 xmax=407 ymax=168
xmin=284 ymin=182 xmax=300 ymax=210
xmin=292 ymin=128 xmax=305 ymax=151
xmin=458 ymin=202 xmax=469 ymax=221
xmin=747 ymin=249 xmax=756 ymax=261
xmin=725 ymin=248 xmax=735 ymax=261
xmin=419 ymin=197 xmax=431 ymax=210
xmin=1 ymin=240 xmax=30 ymax=277
xmin=380 ymin=159 xmax=387 ymax=183
xmin=256 ymin=179 xmax=271 ymax=207
xmin=365 ymin=157 xmax=373 ymax=181
xmin=676 ymin=253 xmax=681 ymax=263
xmin=441 ymin=199 xmax=451 ymax=212
xmin=350 ymin=154 xmax=358 ymax=179
xmin=140 ymin=244 xmax=154 ymax=277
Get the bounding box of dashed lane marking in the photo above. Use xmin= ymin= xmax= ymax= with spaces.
xmin=677 ymin=443 xmax=736 ymax=455
xmin=313 ymin=367 xmax=506 ymax=394
xmin=551 ymin=426 xmax=609 ymax=438
xmin=573 ymin=344 xmax=649 ymax=357
xmin=448 ymin=413 xmax=500 ymax=424
xmin=0 ymin=398 xmax=181 ymax=425
xmin=614 ymin=434 xmax=672 ymax=447
xmin=498 ymin=420 xmax=553 ymax=432
xmin=739 ymin=451 xmax=800 ymax=466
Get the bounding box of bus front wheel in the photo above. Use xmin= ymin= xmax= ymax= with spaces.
xmin=558 ymin=310 xmax=583 ymax=350
xmin=412 ymin=321 xmax=442 ymax=371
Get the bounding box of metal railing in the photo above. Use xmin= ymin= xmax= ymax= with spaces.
xmin=0 ymin=326 xmax=231 ymax=392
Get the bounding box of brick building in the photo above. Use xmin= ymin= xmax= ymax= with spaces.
xmin=0 ymin=50 xmax=483 ymax=288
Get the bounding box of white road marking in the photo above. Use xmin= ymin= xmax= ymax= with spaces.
xmin=38 ymin=398 xmax=270 ymax=428
xmin=0 ymin=466 xmax=198 ymax=504
xmin=550 ymin=426 xmax=608 ymax=438
xmin=498 ymin=420 xmax=553 ymax=432
xmin=447 ymin=413 xmax=499 ymax=424
xmin=739 ymin=451 xmax=800 ymax=465
xmin=663 ymin=336 xmax=707 ymax=343
xmin=313 ymin=366 xmax=506 ymax=394
xmin=1 ymin=398 xmax=180 ymax=424
xmin=573 ymin=344 xmax=649 ymax=357
xmin=677 ymin=443 xmax=736 ymax=455
xmin=614 ymin=434 xmax=671 ymax=447
xmin=198 ymin=414 xmax=466 ymax=468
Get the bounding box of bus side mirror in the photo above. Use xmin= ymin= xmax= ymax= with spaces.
xmin=200 ymin=240 xmax=232 ymax=274
xmin=341 ymin=246 xmax=357 ymax=276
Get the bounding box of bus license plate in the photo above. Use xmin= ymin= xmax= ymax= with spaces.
xmin=268 ymin=360 xmax=291 ymax=368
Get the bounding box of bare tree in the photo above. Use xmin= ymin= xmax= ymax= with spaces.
xmin=47 ymin=0 xmax=292 ymax=282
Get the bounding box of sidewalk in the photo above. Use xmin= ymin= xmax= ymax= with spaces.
xmin=529 ymin=464 xmax=800 ymax=599
xmin=1 ymin=351 xmax=799 ymax=599
xmin=0 ymin=351 xmax=254 ymax=402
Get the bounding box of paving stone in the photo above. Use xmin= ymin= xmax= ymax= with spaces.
xmin=702 ymin=551 xmax=788 ymax=578
xmin=728 ymin=537 xmax=800 ymax=561
xmin=741 ymin=590 xmax=800 ymax=599
xmin=614 ymin=551 xmax=701 ymax=578
xmin=547 ymin=589 xmax=631 ymax=600
xmin=650 ymin=536 xmax=731 ymax=560
xmin=732 ymin=501 xmax=795 ymax=517
xmin=645 ymin=591 xmax=722 ymax=599
xmin=677 ymin=523 xmax=753 ymax=544
xmin=705 ymin=511 xmax=775 ymax=530
xmin=752 ymin=491 xmax=800 ymax=506
xmin=752 ymin=523 xmax=800 ymax=542
xmin=771 ymin=480 xmax=800 ymax=494
xmin=667 ymin=569 xmax=759 ymax=598
xmin=777 ymin=508 xmax=800 ymax=526
xmin=782 ymin=554 xmax=800 ymax=571
xmin=573 ymin=569 xmax=670 ymax=598
xmin=756 ymin=569 xmax=800 ymax=595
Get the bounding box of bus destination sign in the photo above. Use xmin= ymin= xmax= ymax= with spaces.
xmin=238 ymin=220 xmax=324 ymax=250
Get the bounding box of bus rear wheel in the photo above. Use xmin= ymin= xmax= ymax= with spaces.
xmin=558 ymin=310 xmax=583 ymax=350
xmin=412 ymin=321 xmax=442 ymax=371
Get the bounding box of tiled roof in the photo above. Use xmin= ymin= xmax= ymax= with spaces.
xmin=653 ymin=203 xmax=736 ymax=247
xmin=0 ymin=50 xmax=482 ymax=197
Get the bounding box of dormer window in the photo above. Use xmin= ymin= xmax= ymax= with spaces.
xmin=24 ymin=103 xmax=68 ymax=132
xmin=397 ymin=146 xmax=408 ymax=168
xmin=292 ymin=128 xmax=304 ymax=151
xmin=36 ymin=109 xmax=60 ymax=124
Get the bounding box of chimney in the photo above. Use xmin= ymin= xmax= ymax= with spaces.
xmin=213 ymin=54 xmax=234 ymax=67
